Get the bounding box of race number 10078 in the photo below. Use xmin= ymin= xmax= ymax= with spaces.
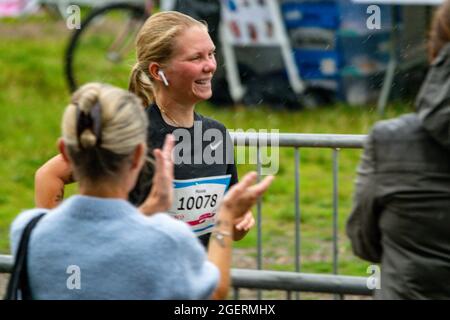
xmin=177 ymin=194 xmax=218 ymax=211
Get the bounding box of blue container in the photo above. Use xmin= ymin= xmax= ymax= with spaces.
xmin=280 ymin=0 xmax=399 ymax=98
xmin=294 ymin=49 xmax=341 ymax=80
xmin=282 ymin=2 xmax=339 ymax=30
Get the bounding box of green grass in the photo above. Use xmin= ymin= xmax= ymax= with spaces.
xmin=0 ymin=15 xmax=414 ymax=280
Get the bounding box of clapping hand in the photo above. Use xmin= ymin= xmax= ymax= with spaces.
xmin=222 ymin=172 xmax=274 ymax=221
xmin=139 ymin=134 xmax=175 ymax=215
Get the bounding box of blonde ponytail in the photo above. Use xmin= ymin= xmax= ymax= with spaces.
xmin=129 ymin=63 xmax=154 ymax=107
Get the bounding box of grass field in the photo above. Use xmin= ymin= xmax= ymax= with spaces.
xmin=0 ymin=12 xmax=416 ymax=296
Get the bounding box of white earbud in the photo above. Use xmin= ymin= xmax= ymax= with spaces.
xmin=158 ymin=70 xmax=169 ymax=87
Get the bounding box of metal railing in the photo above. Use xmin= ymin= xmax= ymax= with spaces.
xmin=0 ymin=255 xmax=13 ymax=273
xmin=231 ymin=269 xmax=372 ymax=297
xmin=0 ymin=254 xmax=372 ymax=297
xmin=229 ymin=132 xmax=369 ymax=299
xmin=0 ymin=133 xmax=371 ymax=299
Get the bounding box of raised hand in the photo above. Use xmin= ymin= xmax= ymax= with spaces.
xmin=139 ymin=134 xmax=175 ymax=215
xmin=221 ymin=172 xmax=274 ymax=220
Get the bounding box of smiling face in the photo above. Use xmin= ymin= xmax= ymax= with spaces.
xmin=163 ymin=26 xmax=217 ymax=106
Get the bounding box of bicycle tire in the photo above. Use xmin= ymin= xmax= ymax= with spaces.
xmin=65 ymin=3 xmax=148 ymax=92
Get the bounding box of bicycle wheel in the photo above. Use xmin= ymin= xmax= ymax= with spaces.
xmin=65 ymin=3 xmax=149 ymax=92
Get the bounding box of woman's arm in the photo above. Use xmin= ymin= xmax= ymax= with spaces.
xmin=208 ymin=173 xmax=274 ymax=299
xmin=34 ymin=154 xmax=74 ymax=208
xmin=207 ymin=211 xmax=234 ymax=300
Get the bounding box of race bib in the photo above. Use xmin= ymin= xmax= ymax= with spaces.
xmin=168 ymin=175 xmax=231 ymax=236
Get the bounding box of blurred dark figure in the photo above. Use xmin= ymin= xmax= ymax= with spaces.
xmin=346 ymin=0 xmax=450 ymax=300
xmin=174 ymin=0 xmax=221 ymax=42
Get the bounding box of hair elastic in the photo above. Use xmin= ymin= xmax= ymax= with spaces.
xmin=75 ymin=102 xmax=102 ymax=148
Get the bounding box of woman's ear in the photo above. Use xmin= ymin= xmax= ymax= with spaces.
xmin=149 ymin=62 xmax=161 ymax=81
xmin=57 ymin=138 xmax=71 ymax=165
xmin=131 ymin=143 xmax=147 ymax=171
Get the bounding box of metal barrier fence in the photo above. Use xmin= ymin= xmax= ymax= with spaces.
xmin=0 ymin=133 xmax=372 ymax=299
xmin=229 ymin=132 xmax=369 ymax=299
xmin=0 ymin=254 xmax=372 ymax=297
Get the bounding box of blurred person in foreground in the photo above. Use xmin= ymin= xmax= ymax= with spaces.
xmin=10 ymin=83 xmax=273 ymax=299
xmin=347 ymin=1 xmax=450 ymax=300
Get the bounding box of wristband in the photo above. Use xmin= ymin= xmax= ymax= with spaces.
xmin=211 ymin=229 xmax=232 ymax=247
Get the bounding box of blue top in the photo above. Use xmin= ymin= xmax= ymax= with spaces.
xmin=10 ymin=195 xmax=219 ymax=300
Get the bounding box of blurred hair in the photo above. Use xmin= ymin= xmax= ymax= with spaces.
xmin=62 ymin=82 xmax=148 ymax=181
xmin=428 ymin=0 xmax=450 ymax=61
